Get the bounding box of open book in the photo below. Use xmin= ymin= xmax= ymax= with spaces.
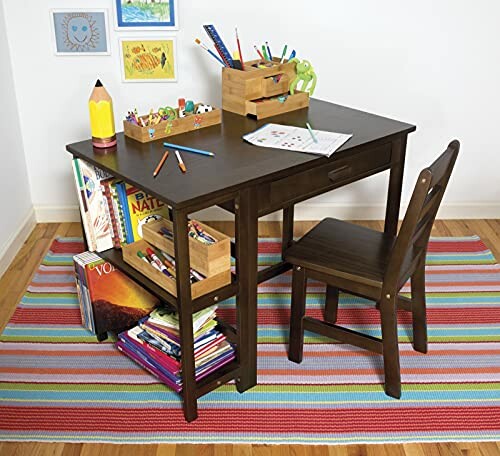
xmin=243 ymin=123 xmax=352 ymax=157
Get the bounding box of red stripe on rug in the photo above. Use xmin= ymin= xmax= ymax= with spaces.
xmin=10 ymin=307 xmax=500 ymax=326
xmin=0 ymin=406 xmax=498 ymax=433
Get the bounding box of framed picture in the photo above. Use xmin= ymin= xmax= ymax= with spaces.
xmin=119 ymin=37 xmax=177 ymax=83
xmin=114 ymin=0 xmax=178 ymax=31
xmin=50 ymin=9 xmax=110 ymax=55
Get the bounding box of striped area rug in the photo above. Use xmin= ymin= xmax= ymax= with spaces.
xmin=0 ymin=236 xmax=499 ymax=444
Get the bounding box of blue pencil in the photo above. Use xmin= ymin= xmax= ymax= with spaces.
xmin=266 ymin=41 xmax=273 ymax=60
xmin=288 ymin=50 xmax=296 ymax=60
xmin=163 ymin=142 xmax=215 ymax=157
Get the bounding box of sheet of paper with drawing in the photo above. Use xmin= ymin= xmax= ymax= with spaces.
xmin=243 ymin=123 xmax=353 ymax=157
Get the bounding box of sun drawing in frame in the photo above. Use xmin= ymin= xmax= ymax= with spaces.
xmin=61 ymin=13 xmax=100 ymax=52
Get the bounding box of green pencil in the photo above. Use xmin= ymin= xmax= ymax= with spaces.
xmin=306 ymin=122 xmax=318 ymax=143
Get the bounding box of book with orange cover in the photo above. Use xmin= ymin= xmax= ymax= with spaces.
xmin=74 ymin=251 xmax=159 ymax=335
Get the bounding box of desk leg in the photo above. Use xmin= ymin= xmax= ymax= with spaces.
xmin=282 ymin=205 xmax=295 ymax=258
xmin=384 ymin=135 xmax=408 ymax=236
xmin=172 ymin=209 xmax=197 ymax=422
xmin=235 ymin=188 xmax=258 ymax=392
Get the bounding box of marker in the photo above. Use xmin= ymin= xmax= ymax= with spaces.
xmin=262 ymin=45 xmax=269 ymax=61
xmin=306 ymin=122 xmax=318 ymax=143
xmin=163 ymin=142 xmax=215 ymax=157
xmin=137 ymin=251 xmax=151 ymax=264
xmin=266 ymin=41 xmax=272 ymax=60
xmin=146 ymin=248 xmax=172 ymax=277
xmin=160 ymin=251 xmax=205 ymax=283
xmin=139 ymin=250 xmax=161 ymax=272
xmin=254 ymin=45 xmax=264 ymax=60
xmin=288 ymin=49 xmax=296 ymax=60
xmin=194 ymin=38 xmax=226 ymax=66
xmin=235 ymin=27 xmax=245 ymax=70
xmin=280 ymin=44 xmax=288 ymax=63
xmin=175 ymin=150 xmax=187 ymax=173
xmin=153 ymin=150 xmax=169 ymax=178
xmin=160 ymin=226 xmax=174 ymax=240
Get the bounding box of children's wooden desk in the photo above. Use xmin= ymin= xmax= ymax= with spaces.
xmin=66 ymin=98 xmax=416 ymax=422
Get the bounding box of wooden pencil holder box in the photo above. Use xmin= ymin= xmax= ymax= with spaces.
xmin=222 ymin=58 xmax=310 ymax=120
xmin=122 ymin=239 xmax=231 ymax=299
xmin=123 ymin=104 xmax=222 ymax=143
xmin=142 ymin=219 xmax=230 ymax=277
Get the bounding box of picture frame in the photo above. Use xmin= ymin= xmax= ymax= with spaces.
xmin=113 ymin=0 xmax=179 ymax=31
xmin=119 ymin=37 xmax=178 ymax=83
xmin=50 ymin=9 xmax=110 ymax=56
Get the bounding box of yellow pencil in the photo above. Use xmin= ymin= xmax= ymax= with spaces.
xmin=88 ymin=79 xmax=116 ymax=148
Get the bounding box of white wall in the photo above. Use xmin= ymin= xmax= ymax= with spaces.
xmin=2 ymin=0 xmax=500 ymax=222
xmin=0 ymin=0 xmax=35 ymax=277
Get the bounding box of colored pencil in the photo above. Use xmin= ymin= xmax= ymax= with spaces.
xmin=288 ymin=49 xmax=296 ymax=60
xmin=194 ymin=38 xmax=226 ymax=66
xmin=262 ymin=45 xmax=269 ymax=61
xmin=163 ymin=142 xmax=215 ymax=157
xmin=266 ymin=41 xmax=272 ymax=60
xmin=235 ymin=28 xmax=245 ymax=70
xmin=254 ymin=45 xmax=264 ymax=60
xmin=280 ymin=44 xmax=288 ymax=63
xmin=175 ymin=150 xmax=187 ymax=173
xmin=306 ymin=122 xmax=318 ymax=143
xmin=153 ymin=150 xmax=169 ymax=177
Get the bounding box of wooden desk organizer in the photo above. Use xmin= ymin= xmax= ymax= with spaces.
xmin=122 ymin=220 xmax=231 ymax=298
xmin=142 ymin=219 xmax=230 ymax=277
xmin=123 ymin=104 xmax=222 ymax=143
xmin=222 ymin=58 xmax=310 ymax=119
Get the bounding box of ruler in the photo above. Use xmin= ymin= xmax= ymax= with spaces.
xmin=203 ymin=24 xmax=234 ymax=68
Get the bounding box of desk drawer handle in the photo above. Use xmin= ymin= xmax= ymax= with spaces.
xmin=328 ymin=165 xmax=351 ymax=181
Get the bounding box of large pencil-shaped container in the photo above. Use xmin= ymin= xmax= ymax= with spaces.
xmin=88 ymin=79 xmax=117 ymax=148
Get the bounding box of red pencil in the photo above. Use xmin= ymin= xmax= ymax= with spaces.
xmin=235 ymin=27 xmax=245 ymax=70
xmin=254 ymin=45 xmax=264 ymax=60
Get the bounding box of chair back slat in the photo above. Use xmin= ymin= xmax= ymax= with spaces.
xmin=384 ymin=140 xmax=460 ymax=289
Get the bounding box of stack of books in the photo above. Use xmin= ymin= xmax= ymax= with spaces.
xmin=116 ymin=306 xmax=235 ymax=392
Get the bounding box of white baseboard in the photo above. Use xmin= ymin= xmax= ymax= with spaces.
xmin=34 ymin=205 xmax=81 ymax=223
xmin=0 ymin=208 xmax=37 ymax=279
xmin=34 ymin=202 xmax=500 ymax=224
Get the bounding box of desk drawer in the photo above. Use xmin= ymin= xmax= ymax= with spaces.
xmin=262 ymin=142 xmax=392 ymax=211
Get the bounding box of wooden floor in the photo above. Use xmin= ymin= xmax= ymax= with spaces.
xmin=0 ymin=220 xmax=499 ymax=456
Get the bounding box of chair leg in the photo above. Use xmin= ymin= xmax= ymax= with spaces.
xmin=380 ymin=295 xmax=401 ymax=399
xmin=288 ymin=266 xmax=307 ymax=364
xmin=324 ymin=286 xmax=339 ymax=323
xmin=411 ymin=256 xmax=428 ymax=354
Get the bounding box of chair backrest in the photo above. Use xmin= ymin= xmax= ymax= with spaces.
xmin=385 ymin=140 xmax=460 ymax=290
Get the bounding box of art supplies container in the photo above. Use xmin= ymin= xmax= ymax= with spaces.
xmin=123 ymin=104 xmax=222 ymax=143
xmin=142 ymin=219 xmax=231 ymax=277
xmin=222 ymin=58 xmax=310 ymax=119
xmin=122 ymin=239 xmax=231 ymax=299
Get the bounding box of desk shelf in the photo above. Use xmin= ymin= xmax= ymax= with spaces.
xmin=99 ymin=247 xmax=239 ymax=313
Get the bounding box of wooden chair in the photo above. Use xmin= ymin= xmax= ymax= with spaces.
xmin=284 ymin=140 xmax=460 ymax=398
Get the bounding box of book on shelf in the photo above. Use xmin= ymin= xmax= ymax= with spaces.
xmin=72 ymin=158 xmax=114 ymax=252
xmin=72 ymin=158 xmax=172 ymax=252
xmin=73 ymin=251 xmax=160 ymax=336
xmin=117 ymin=305 xmax=235 ymax=391
xmin=116 ymin=181 xmax=170 ymax=243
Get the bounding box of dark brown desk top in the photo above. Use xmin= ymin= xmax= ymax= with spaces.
xmin=66 ymin=98 xmax=416 ymax=209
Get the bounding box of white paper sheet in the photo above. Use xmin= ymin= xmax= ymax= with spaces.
xmin=243 ymin=123 xmax=353 ymax=157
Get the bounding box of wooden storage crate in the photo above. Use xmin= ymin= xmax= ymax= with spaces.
xmin=123 ymin=104 xmax=222 ymax=143
xmin=142 ymin=219 xmax=230 ymax=277
xmin=122 ymin=239 xmax=231 ymax=299
xmin=222 ymin=58 xmax=310 ymax=119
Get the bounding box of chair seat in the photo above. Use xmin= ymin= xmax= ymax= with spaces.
xmin=284 ymin=218 xmax=397 ymax=288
